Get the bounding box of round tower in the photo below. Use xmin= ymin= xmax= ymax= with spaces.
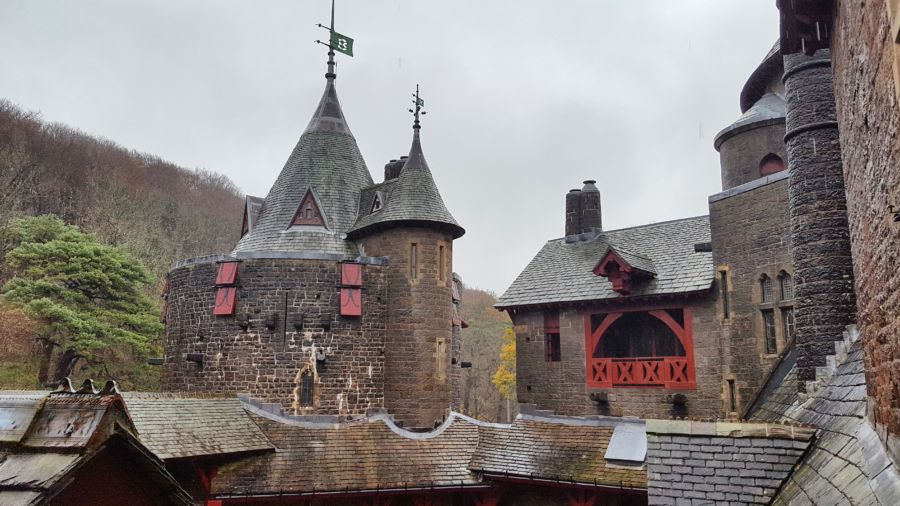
xmin=714 ymin=42 xmax=788 ymax=190
xmin=163 ymin=41 xmax=390 ymax=418
xmin=347 ymin=91 xmax=465 ymax=429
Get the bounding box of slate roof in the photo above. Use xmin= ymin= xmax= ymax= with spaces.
xmin=740 ymin=40 xmax=783 ymax=113
xmin=232 ymin=77 xmax=374 ymax=257
xmin=122 ymin=392 xmax=273 ymax=460
xmin=212 ymin=411 xmax=483 ymax=496
xmin=646 ymin=419 xmax=814 ymax=505
xmin=470 ymin=415 xmax=647 ymax=490
xmin=714 ymin=92 xmax=786 ymax=150
xmin=496 ymin=216 xmax=714 ymax=308
xmin=348 ymin=126 xmax=464 ymax=240
xmin=750 ymin=338 xmax=900 ymax=505
xmin=603 ymin=246 xmax=657 ymax=276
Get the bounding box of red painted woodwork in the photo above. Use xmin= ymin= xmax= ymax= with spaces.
xmin=291 ymin=189 xmax=326 ymax=227
xmin=206 ymin=501 xmax=223 ymax=506
xmin=340 ymin=263 xmax=363 ymax=317
xmin=584 ymin=306 xmax=696 ymax=389
xmin=341 ymin=263 xmax=363 ymax=286
xmin=215 ymin=262 xmax=239 ymax=285
xmin=213 ymin=287 xmax=237 ymax=316
xmin=593 ymin=250 xmax=635 ymax=295
xmin=474 ymin=489 xmax=503 ymax=506
xmin=568 ymin=491 xmax=597 ymax=506
xmin=340 ymin=288 xmax=362 ymax=316
xmin=544 ymin=310 xmax=560 ymax=332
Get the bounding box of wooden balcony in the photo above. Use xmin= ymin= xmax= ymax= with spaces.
xmin=588 ymin=357 xmax=695 ymax=389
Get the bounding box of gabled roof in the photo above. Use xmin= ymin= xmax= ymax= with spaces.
xmin=232 ymin=78 xmax=373 ymax=257
xmin=241 ymin=195 xmax=264 ymax=237
xmin=496 ymin=216 xmax=714 ymax=308
xmin=594 ymin=246 xmax=658 ymax=277
xmin=348 ymin=125 xmax=464 ymax=239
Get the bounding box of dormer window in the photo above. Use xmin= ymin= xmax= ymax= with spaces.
xmin=370 ymin=191 xmax=384 ymax=213
xmin=593 ymin=246 xmax=657 ymax=295
xmin=290 ymin=189 xmax=326 ymax=228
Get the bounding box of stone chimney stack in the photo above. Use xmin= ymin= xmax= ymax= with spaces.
xmin=565 ymin=180 xmax=602 ymax=236
xmin=565 ymin=189 xmax=582 ymax=236
xmin=580 ymin=180 xmax=602 ymax=232
xmin=384 ymin=156 xmax=407 ymax=181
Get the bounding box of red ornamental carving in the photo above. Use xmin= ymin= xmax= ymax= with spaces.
xmin=291 ymin=189 xmax=326 ymax=227
xmin=584 ymin=306 xmax=696 ymax=389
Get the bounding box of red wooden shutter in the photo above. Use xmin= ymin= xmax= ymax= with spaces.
xmin=340 ymin=263 xmax=363 ymax=316
xmin=215 ymin=262 xmax=239 ymax=285
xmin=213 ymin=261 xmax=240 ymax=316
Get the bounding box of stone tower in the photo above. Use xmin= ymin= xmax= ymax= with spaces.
xmin=163 ymin=33 xmax=465 ymax=426
xmin=348 ymin=102 xmax=465 ymax=429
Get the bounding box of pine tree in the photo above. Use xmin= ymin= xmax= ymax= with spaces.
xmin=1 ymin=215 xmax=162 ymax=385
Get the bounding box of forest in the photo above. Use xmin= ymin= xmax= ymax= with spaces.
xmin=0 ymin=100 xmax=510 ymax=420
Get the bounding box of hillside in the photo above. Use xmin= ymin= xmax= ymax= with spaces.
xmin=458 ymin=285 xmax=512 ymax=422
xmin=0 ymin=99 xmax=244 ymax=282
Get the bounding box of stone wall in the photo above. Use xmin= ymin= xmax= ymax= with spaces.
xmin=709 ymin=175 xmax=793 ymax=416
xmin=717 ymin=122 xmax=788 ymax=190
xmin=163 ymin=258 xmax=387 ymax=416
xmin=361 ymin=227 xmax=455 ymax=429
xmin=783 ymin=48 xmax=857 ymax=386
xmin=511 ymin=297 xmax=725 ymax=419
xmin=832 ymin=0 xmax=900 ymax=450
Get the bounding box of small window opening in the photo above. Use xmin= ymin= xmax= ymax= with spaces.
xmin=719 ymin=270 xmax=730 ymax=319
xmin=410 ymin=243 xmax=418 ymax=279
xmin=439 ymin=245 xmax=445 ymax=281
xmin=782 ymin=307 xmax=796 ymax=341
xmin=727 ymin=379 xmax=737 ymax=412
xmin=759 ymin=153 xmax=785 ymax=177
xmin=299 ymin=371 xmax=314 ymax=407
xmin=763 ymin=309 xmax=777 ymax=354
xmin=760 ymin=275 xmax=774 ymax=303
xmin=780 ymin=272 xmax=794 ymax=300
xmin=545 ymin=333 xmax=561 ymax=362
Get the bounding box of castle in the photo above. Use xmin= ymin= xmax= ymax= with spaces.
xmin=2 ymin=1 xmax=900 ymax=505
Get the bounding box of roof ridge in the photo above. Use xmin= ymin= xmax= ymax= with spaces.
xmin=547 ymin=214 xmax=711 ymax=243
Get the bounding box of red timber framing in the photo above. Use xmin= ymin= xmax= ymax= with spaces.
xmin=213 ymin=261 xmax=239 ymax=316
xmin=339 ymin=263 xmax=363 ymax=316
xmin=584 ymin=305 xmax=696 ymax=390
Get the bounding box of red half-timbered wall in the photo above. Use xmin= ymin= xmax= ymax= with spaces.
xmin=584 ymin=306 xmax=696 ymax=390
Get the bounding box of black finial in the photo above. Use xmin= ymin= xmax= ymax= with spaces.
xmin=315 ymin=0 xmax=337 ymax=80
xmin=408 ymin=84 xmax=426 ymax=130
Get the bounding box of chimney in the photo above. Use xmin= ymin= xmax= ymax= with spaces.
xmin=565 ymin=189 xmax=582 ymax=236
xmin=579 ymin=180 xmax=602 ymax=232
xmin=384 ymin=156 xmax=407 ymax=181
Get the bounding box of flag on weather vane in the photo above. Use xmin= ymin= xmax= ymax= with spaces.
xmin=329 ymin=30 xmax=354 ymax=57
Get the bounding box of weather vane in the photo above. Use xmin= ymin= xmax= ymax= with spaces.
xmin=315 ymin=0 xmax=355 ymax=79
xmin=409 ymin=84 xmax=426 ymax=128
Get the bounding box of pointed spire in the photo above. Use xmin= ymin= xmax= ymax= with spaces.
xmin=404 ymin=84 xmax=428 ymax=171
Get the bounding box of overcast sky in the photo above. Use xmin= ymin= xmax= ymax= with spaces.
xmin=0 ymin=1 xmax=779 ymax=294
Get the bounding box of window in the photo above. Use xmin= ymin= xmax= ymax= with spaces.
xmin=763 ymin=309 xmax=777 ymax=354
xmin=290 ymin=189 xmax=326 ymax=227
xmin=727 ymin=379 xmax=737 ymax=413
xmin=782 ymin=307 xmax=796 ymax=341
xmin=544 ymin=310 xmax=560 ymax=362
xmin=298 ymin=370 xmax=314 ymax=408
xmin=719 ymin=270 xmax=730 ymax=319
xmin=760 ymin=275 xmax=774 ymax=303
xmin=759 ymin=153 xmax=785 ymax=177
xmin=545 ymin=333 xmax=561 ymax=362
xmin=780 ymin=272 xmax=794 ymax=300
xmin=370 ymin=191 xmax=383 ymax=213
xmin=410 ymin=243 xmax=418 ymax=279
xmin=439 ymin=245 xmax=445 ymax=282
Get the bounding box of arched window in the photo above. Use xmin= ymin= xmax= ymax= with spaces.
xmin=760 ymin=274 xmax=774 ymax=303
xmin=593 ymin=312 xmax=686 ymax=359
xmin=293 ymin=367 xmax=316 ymax=414
xmin=759 ymin=153 xmax=785 ymax=177
xmin=779 ymin=271 xmax=794 ymax=300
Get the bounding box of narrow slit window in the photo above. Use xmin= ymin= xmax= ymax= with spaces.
xmin=719 ymin=270 xmax=730 ymax=319
xmin=439 ymin=245 xmax=445 ymax=281
xmin=763 ymin=309 xmax=777 ymax=354
xmin=410 ymin=243 xmax=418 ymax=279
xmin=727 ymin=379 xmax=737 ymax=412
xmin=299 ymin=371 xmax=314 ymax=407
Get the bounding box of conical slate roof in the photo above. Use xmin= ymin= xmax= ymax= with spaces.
xmin=713 ymin=92 xmax=785 ymax=149
xmin=348 ymin=125 xmax=464 ymax=239
xmin=232 ymin=79 xmax=374 ymax=256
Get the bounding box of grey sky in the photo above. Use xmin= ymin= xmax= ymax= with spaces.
xmin=0 ymin=1 xmax=779 ymax=294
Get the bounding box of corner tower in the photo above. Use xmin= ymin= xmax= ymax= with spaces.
xmin=348 ymin=88 xmax=465 ymax=428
